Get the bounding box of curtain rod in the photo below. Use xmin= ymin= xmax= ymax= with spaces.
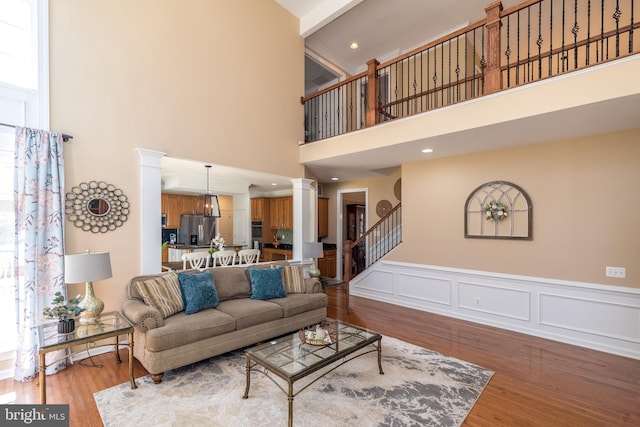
xmin=0 ymin=122 xmax=73 ymax=142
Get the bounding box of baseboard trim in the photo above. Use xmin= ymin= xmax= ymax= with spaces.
xmin=350 ymin=260 xmax=640 ymax=360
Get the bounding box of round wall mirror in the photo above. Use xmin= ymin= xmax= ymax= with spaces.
xmin=87 ymin=198 xmax=110 ymax=216
xmin=65 ymin=181 xmax=129 ymax=233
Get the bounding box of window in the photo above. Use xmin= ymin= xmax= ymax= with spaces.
xmin=0 ymin=0 xmax=48 ymax=369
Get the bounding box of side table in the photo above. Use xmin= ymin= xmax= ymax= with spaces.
xmin=37 ymin=311 xmax=137 ymax=404
xmin=318 ymin=276 xmax=350 ymax=313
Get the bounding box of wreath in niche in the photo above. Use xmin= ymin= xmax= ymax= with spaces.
xmin=65 ymin=181 xmax=129 ymax=233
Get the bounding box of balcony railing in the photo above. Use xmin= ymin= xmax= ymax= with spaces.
xmin=302 ymin=0 xmax=640 ymax=143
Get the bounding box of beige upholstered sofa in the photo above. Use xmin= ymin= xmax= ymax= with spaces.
xmin=121 ymin=260 xmax=327 ymax=383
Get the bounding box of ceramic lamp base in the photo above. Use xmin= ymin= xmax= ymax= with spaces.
xmin=79 ymin=281 xmax=104 ymax=324
xmin=309 ymin=260 xmax=321 ymax=278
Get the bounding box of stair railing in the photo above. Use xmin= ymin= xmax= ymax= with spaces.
xmin=343 ymin=203 xmax=401 ymax=282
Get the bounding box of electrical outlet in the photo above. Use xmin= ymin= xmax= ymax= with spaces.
xmin=605 ymin=266 xmax=626 ymax=279
xmin=474 ymin=298 xmax=480 ymax=305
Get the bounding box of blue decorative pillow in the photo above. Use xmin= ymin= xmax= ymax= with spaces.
xmin=177 ymin=271 xmax=219 ymax=314
xmin=248 ymin=266 xmax=286 ymax=300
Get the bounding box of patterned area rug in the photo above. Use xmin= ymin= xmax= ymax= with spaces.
xmin=95 ymin=336 xmax=493 ymax=426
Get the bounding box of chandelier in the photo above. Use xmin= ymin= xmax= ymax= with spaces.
xmin=195 ymin=164 xmax=220 ymax=217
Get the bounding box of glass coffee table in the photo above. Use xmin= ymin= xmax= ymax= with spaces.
xmin=243 ymin=319 xmax=383 ymax=427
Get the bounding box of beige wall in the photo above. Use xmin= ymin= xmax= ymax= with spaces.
xmin=389 ymin=130 xmax=640 ymax=288
xmin=50 ymin=1 xmax=304 ymax=310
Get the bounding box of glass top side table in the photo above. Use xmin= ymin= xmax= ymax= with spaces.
xmin=37 ymin=311 xmax=137 ymax=403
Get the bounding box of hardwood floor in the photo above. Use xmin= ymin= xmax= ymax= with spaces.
xmin=1 ymin=289 xmax=638 ymax=426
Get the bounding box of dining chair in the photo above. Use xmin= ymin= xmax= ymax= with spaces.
xmin=238 ymin=249 xmax=260 ymax=265
xmin=181 ymin=252 xmax=210 ymax=270
xmin=212 ymin=249 xmax=237 ymax=267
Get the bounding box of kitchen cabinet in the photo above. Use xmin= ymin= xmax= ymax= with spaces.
xmin=250 ymin=198 xmax=269 ymax=222
xmin=318 ymin=249 xmax=336 ymax=277
xmin=318 ymin=197 xmax=329 ymax=238
xmin=263 ymin=247 xmax=292 ymax=261
xmin=269 ymin=196 xmax=293 ymax=230
xmin=162 ymin=194 xmax=198 ymax=229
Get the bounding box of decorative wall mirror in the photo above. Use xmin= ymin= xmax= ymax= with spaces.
xmin=65 ymin=181 xmax=129 ymax=233
xmin=464 ymin=181 xmax=532 ymax=240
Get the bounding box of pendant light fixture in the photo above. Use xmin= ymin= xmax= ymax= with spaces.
xmin=195 ymin=164 xmax=221 ymax=217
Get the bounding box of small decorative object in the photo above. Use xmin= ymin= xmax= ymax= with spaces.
xmin=299 ymin=321 xmax=336 ymax=346
xmin=273 ymin=235 xmax=280 ymax=248
xmin=484 ymin=200 xmax=508 ymax=222
xmin=42 ymin=291 xmax=85 ymax=334
xmin=376 ymin=199 xmax=393 ymax=218
xmin=208 ymin=234 xmax=225 ymax=255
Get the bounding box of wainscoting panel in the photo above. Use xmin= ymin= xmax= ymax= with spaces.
xmin=351 ymin=268 xmax=394 ymax=295
xmin=397 ymin=273 xmax=452 ymax=306
xmin=349 ymin=260 xmax=640 ymax=360
xmin=458 ymin=281 xmax=531 ymax=321
xmin=539 ymin=293 xmax=640 ymax=343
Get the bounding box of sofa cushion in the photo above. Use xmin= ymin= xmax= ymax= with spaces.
xmin=177 ymin=271 xmax=219 ymax=315
xmin=145 ymin=309 xmax=236 ymax=352
xmin=282 ymin=265 xmax=305 ymax=294
xmin=209 ymin=266 xmax=252 ymax=301
xmin=248 ymin=266 xmax=286 ymax=300
xmin=216 ymin=299 xmax=283 ymax=330
xmin=267 ymin=293 xmax=328 ymax=318
xmin=136 ymin=272 xmax=184 ymax=318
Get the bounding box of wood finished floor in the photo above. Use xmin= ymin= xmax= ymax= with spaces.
xmin=1 ymin=289 xmax=638 ymax=426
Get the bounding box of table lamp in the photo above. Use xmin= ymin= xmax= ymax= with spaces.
xmin=303 ymin=242 xmax=324 ymax=278
xmin=64 ymin=251 xmax=112 ymax=324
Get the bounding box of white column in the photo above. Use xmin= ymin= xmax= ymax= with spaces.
xmin=137 ymin=148 xmax=166 ymax=274
xmin=291 ymin=178 xmax=315 ymax=261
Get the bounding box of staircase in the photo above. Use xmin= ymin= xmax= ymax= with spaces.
xmin=343 ymin=203 xmax=401 ymax=281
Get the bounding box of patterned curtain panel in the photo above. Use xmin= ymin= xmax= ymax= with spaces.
xmin=13 ymin=127 xmax=66 ymax=382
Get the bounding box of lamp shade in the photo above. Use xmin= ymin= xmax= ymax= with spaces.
xmin=303 ymin=242 xmax=324 ymax=259
xmin=64 ymin=251 xmax=112 ymax=283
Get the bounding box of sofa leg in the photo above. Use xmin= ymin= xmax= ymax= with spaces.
xmin=151 ymin=373 xmax=164 ymax=384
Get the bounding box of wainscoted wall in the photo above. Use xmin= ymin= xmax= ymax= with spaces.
xmin=350 ymin=260 xmax=640 ymax=360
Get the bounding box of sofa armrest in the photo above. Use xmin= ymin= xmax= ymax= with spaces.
xmin=121 ymin=299 xmax=164 ymax=332
xmin=304 ymin=277 xmax=322 ymax=294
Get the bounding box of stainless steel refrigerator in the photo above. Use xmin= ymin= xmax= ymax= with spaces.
xmin=178 ymin=215 xmax=217 ymax=245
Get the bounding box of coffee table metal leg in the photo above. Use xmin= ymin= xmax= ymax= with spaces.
xmin=377 ymin=337 xmax=384 ymax=375
xmin=242 ymin=354 xmax=251 ymax=399
xmin=288 ymin=381 xmax=294 ymax=427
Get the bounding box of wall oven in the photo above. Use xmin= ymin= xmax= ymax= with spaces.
xmin=251 ymin=221 xmax=262 ymax=239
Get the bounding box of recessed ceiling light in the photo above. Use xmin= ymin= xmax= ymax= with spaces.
xmin=331 ymin=177 xmax=339 ymax=181
xmin=271 ymin=183 xmax=278 ymax=186
xmin=350 ymin=42 xmax=359 ymax=50
xmin=421 ymin=148 xmax=434 ymax=153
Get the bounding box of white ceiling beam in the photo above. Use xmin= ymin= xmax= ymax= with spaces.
xmin=299 ymin=0 xmax=364 ymax=38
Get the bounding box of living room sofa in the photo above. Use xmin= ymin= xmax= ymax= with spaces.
xmin=122 ymin=260 xmax=327 ymax=383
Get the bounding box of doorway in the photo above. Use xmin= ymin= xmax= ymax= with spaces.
xmin=336 ymin=188 xmax=367 ymax=281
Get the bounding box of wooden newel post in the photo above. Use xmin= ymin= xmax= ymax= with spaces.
xmin=365 ymin=59 xmax=380 ymax=127
xmin=484 ymin=1 xmax=503 ymax=94
xmin=343 ymin=240 xmax=353 ymax=282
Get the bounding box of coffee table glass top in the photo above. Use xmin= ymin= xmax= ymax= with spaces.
xmin=245 ymin=319 xmax=381 ymax=379
xmin=37 ymin=311 xmax=133 ymax=350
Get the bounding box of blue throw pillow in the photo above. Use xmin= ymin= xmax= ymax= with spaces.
xmin=177 ymin=271 xmax=220 ymax=314
xmin=248 ymin=266 xmax=286 ymax=300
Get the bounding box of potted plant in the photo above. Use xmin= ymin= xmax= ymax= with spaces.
xmin=42 ymin=291 xmax=85 ymax=334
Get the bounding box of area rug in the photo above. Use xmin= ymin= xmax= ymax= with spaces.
xmin=95 ymin=336 xmax=493 ymax=426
